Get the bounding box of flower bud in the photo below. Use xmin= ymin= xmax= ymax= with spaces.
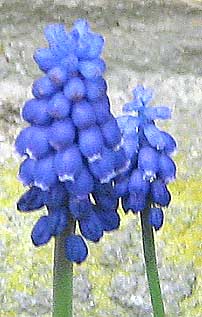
xmin=71 ymin=100 xmax=96 ymax=129
xmin=128 ymin=169 xmax=150 ymax=195
xmin=144 ymin=106 xmax=171 ymax=121
xmin=64 ymin=77 xmax=85 ymax=101
xmin=113 ymin=148 xmax=129 ymax=175
xmin=69 ymin=196 xmax=93 ymax=220
xmin=61 ymin=54 xmax=78 ymax=73
xmin=22 ymin=99 xmax=51 ymax=126
xmin=149 ymin=207 xmax=164 ymax=231
xmin=128 ymin=192 xmax=147 ymax=212
xmin=32 ymin=76 xmax=58 ymax=99
xmin=101 ymin=116 xmax=122 ymax=149
xmin=33 ymin=48 xmax=59 ymax=72
xmin=84 ymin=77 xmax=107 ymax=100
xmin=65 ymin=168 xmax=94 ymax=197
xmin=151 ymin=179 xmax=171 ymax=207
xmin=15 ymin=126 xmax=50 ymax=159
xmin=44 ymin=24 xmax=71 ymax=57
xmin=47 ymin=119 xmax=75 ymax=151
xmin=17 ymin=187 xmax=44 ymax=212
xmin=31 ymin=216 xmax=52 ymax=246
xmin=114 ymin=176 xmax=129 ymax=198
xmin=93 ymin=191 xmax=118 ymax=211
xmin=43 ymin=182 xmax=68 ymax=208
xmin=18 ymin=158 xmax=36 ymax=186
xmin=65 ymin=234 xmax=88 ymax=263
xmin=91 ymin=96 xmax=111 ymax=125
xmin=48 ymin=92 xmax=71 ymax=119
xmin=122 ymin=134 xmax=138 ymax=160
xmin=79 ymin=125 xmax=104 ymax=160
xmin=48 ymin=66 xmax=69 ymax=86
xmin=95 ymin=207 xmax=120 ymax=232
xmin=161 ymin=131 xmax=177 ymax=155
xmin=88 ymin=147 xmax=115 ymax=183
xmin=138 ymin=146 xmax=159 ymax=180
xmin=143 ymin=124 xmax=166 ymax=150
xmin=54 ymin=145 xmax=83 ymax=182
xmin=78 ymin=58 xmax=106 ymax=79
xmin=48 ymin=208 xmax=68 ymax=236
xmin=34 ymin=156 xmax=57 ymax=191
xmin=85 ymin=33 xmax=104 ymax=59
xmin=158 ymin=153 xmax=176 ymax=183
xmin=79 ymin=212 xmax=103 ymax=242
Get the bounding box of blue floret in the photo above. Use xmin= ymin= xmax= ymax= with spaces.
xmin=48 ymin=66 xmax=69 ymax=87
xmin=96 ymin=207 xmax=120 ymax=232
xmin=32 ymin=76 xmax=58 ymax=99
xmin=48 ymin=92 xmax=71 ymax=119
xmin=47 ymin=119 xmax=75 ymax=151
xmin=31 ymin=216 xmax=52 ymax=246
xmin=65 ymin=168 xmax=94 ymax=197
xmin=54 ymin=145 xmax=83 ymax=182
xmin=151 ymin=179 xmax=171 ymax=207
xmin=33 ymin=48 xmax=59 ymax=72
xmin=17 ymin=187 xmax=44 ymax=212
xmin=84 ymin=77 xmax=107 ymax=100
xmin=71 ymin=100 xmax=96 ymax=129
xmin=48 ymin=207 xmax=68 ymax=236
xmin=69 ymin=196 xmax=93 ymax=220
xmin=65 ymin=234 xmax=88 ymax=264
xmin=18 ymin=158 xmax=36 ymax=186
xmin=149 ymin=207 xmax=164 ymax=231
xmin=22 ymin=99 xmax=51 ymax=126
xmin=138 ymin=146 xmax=159 ymax=180
xmin=79 ymin=125 xmax=104 ymax=160
xmin=79 ymin=212 xmax=103 ymax=242
xmin=64 ymin=77 xmax=85 ymax=101
xmin=33 ymin=155 xmax=57 ymax=191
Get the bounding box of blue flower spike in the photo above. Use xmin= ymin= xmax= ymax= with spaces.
xmin=15 ymin=19 xmax=128 ymax=264
xmin=116 ymin=84 xmax=176 ymax=230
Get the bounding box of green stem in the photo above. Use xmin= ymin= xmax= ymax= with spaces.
xmin=140 ymin=207 xmax=165 ymax=317
xmin=53 ymin=217 xmax=75 ymax=317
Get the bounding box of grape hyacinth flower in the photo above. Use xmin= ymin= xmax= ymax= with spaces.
xmin=14 ymin=17 xmax=176 ymax=317
xmin=15 ymin=19 xmax=129 ymax=317
xmin=116 ymin=84 xmax=177 ymax=316
xmin=116 ymin=84 xmax=176 ymax=229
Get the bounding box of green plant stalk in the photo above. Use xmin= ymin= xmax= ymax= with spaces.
xmin=140 ymin=207 xmax=165 ymax=317
xmin=53 ymin=217 xmax=75 ymax=317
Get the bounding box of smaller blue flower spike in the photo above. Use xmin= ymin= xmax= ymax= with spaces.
xmin=116 ymin=84 xmax=176 ymax=230
xmin=16 ymin=19 xmax=128 ymax=263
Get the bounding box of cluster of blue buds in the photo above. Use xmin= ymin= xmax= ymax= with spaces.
xmin=116 ymin=85 xmax=177 ymax=230
xmin=15 ymin=19 xmax=129 ymax=263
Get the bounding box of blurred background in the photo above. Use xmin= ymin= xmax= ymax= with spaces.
xmin=0 ymin=0 xmax=202 ymax=316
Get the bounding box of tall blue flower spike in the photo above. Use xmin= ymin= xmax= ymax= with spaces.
xmin=15 ymin=19 xmax=128 ymax=263
xmin=116 ymin=84 xmax=177 ymax=230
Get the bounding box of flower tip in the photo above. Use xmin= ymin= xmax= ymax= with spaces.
xmin=73 ymin=19 xmax=90 ymax=36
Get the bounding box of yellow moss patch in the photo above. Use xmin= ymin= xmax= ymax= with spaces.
xmin=1 ymin=164 xmax=202 ymax=316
